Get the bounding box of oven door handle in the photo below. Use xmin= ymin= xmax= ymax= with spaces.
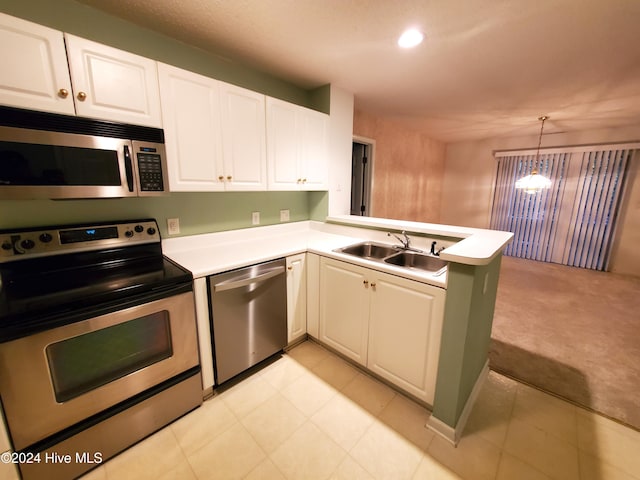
xmin=212 ymin=266 xmax=285 ymax=292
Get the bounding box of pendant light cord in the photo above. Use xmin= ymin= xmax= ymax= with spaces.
xmin=534 ymin=115 xmax=548 ymax=173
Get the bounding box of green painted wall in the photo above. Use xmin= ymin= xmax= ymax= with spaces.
xmin=0 ymin=192 xmax=309 ymax=237
xmin=0 ymin=0 xmax=334 ymax=234
xmin=431 ymin=255 xmax=502 ymax=427
xmin=308 ymin=191 xmax=329 ymax=221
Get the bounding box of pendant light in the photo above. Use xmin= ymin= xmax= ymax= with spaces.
xmin=515 ymin=116 xmax=552 ymax=194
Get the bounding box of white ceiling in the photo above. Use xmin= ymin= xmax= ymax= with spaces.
xmin=75 ymin=0 xmax=640 ymax=142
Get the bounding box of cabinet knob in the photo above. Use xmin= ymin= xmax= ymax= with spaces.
xmin=58 ymin=88 xmax=69 ymax=98
xmin=371 ymin=282 xmax=377 ymax=288
xmin=218 ymin=176 xmax=224 ymax=181
xmin=226 ymin=175 xmax=232 ymax=181
xmin=363 ymin=280 xmax=369 ymax=287
xmin=287 ymin=266 xmax=293 ymax=271
xmin=302 ymin=178 xmax=307 ymax=183
xmin=297 ymin=178 xmax=302 ymax=184
xmin=77 ymin=91 xmax=87 ymax=101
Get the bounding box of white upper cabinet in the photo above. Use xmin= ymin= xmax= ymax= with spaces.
xmin=266 ymin=97 xmax=328 ymax=191
xmin=0 ymin=13 xmax=162 ymax=127
xmin=299 ymin=107 xmax=329 ymax=190
xmin=267 ymin=98 xmax=299 ymax=188
xmin=159 ymin=68 xmax=267 ymax=192
xmin=0 ymin=13 xmax=75 ymax=115
xmin=219 ymin=82 xmax=267 ymax=190
xmin=158 ymin=63 xmax=224 ymax=191
xmin=65 ymin=34 xmax=162 ymax=128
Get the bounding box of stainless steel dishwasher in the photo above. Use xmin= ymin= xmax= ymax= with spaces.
xmin=209 ymin=258 xmax=287 ymax=384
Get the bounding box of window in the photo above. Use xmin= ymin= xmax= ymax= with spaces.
xmin=491 ymin=144 xmax=636 ymax=271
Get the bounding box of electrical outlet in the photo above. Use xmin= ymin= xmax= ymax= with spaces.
xmin=280 ymin=209 xmax=290 ymax=222
xmin=252 ymin=211 xmax=260 ymax=225
xmin=167 ymin=218 xmax=180 ymax=235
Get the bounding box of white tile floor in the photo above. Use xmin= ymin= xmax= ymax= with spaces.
xmin=80 ymin=340 xmax=640 ymax=480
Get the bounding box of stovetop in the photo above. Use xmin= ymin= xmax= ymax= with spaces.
xmin=0 ymin=219 xmax=193 ymax=342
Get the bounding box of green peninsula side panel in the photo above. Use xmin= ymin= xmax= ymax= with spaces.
xmin=431 ymin=255 xmax=502 ymax=427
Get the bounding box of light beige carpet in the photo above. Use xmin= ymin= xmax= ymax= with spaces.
xmin=489 ymin=256 xmax=640 ymax=430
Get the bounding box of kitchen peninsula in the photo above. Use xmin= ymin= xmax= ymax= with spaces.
xmin=163 ymin=216 xmax=513 ymax=445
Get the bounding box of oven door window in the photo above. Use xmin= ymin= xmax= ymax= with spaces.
xmin=46 ymin=311 xmax=173 ymax=403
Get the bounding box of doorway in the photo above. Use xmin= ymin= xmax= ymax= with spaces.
xmin=351 ymin=136 xmax=375 ymax=216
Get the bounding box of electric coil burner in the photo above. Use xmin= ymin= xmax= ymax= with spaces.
xmin=0 ymin=219 xmax=202 ymax=480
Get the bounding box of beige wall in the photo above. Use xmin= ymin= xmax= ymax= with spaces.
xmin=353 ymin=110 xmax=446 ymax=223
xmin=442 ymin=124 xmax=640 ymax=277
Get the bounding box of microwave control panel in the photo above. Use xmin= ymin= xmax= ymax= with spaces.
xmin=137 ymin=153 xmax=165 ymax=192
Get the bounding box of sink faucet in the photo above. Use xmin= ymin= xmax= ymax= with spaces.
xmin=387 ymin=231 xmax=411 ymax=250
xmin=430 ymin=241 xmax=445 ymax=256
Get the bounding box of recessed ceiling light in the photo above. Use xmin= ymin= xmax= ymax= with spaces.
xmin=398 ymin=28 xmax=424 ymax=48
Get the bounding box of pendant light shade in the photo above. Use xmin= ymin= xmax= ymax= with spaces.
xmin=515 ymin=170 xmax=552 ymax=194
xmin=516 ymin=116 xmax=552 ymax=194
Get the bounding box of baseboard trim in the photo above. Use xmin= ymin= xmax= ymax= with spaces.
xmin=426 ymin=360 xmax=489 ymax=446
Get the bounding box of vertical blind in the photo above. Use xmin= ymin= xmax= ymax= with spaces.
xmin=491 ymin=145 xmax=635 ymax=271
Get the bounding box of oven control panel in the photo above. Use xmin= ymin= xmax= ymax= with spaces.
xmin=0 ymin=220 xmax=161 ymax=261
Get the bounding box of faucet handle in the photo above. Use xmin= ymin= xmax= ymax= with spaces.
xmin=387 ymin=231 xmax=410 ymax=249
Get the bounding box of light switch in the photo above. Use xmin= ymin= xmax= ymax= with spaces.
xmin=280 ymin=209 xmax=290 ymax=222
xmin=252 ymin=212 xmax=260 ymax=225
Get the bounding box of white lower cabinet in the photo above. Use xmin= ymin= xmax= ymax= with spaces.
xmin=319 ymin=258 xmax=370 ymax=365
xmin=367 ymin=272 xmax=445 ymax=404
xmin=286 ymin=254 xmax=307 ymax=344
xmin=319 ymin=257 xmax=445 ymax=404
xmin=305 ymin=253 xmax=320 ymax=338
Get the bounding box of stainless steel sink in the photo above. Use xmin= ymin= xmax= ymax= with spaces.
xmin=335 ymin=241 xmax=399 ymax=260
xmin=334 ymin=241 xmax=448 ymax=275
xmin=384 ymin=251 xmax=448 ymax=272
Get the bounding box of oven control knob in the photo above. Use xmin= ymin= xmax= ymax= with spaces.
xmin=39 ymin=233 xmax=53 ymax=243
xmin=1 ymin=241 xmax=12 ymax=251
xmin=134 ymin=225 xmax=144 ymax=233
xmin=125 ymin=230 xmax=134 ymax=238
xmin=147 ymin=227 xmax=156 ymax=235
xmin=21 ymin=239 xmax=35 ymax=250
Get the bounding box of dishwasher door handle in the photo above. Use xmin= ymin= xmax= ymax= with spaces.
xmin=213 ymin=266 xmax=285 ymax=292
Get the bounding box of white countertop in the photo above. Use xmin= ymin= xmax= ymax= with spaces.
xmin=162 ymin=218 xmax=512 ymax=289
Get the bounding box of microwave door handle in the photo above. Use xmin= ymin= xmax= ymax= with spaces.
xmin=123 ymin=145 xmax=135 ymax=192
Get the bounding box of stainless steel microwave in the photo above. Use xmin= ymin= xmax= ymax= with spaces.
xmin=0 ymin=106 xmax=169 ymax=200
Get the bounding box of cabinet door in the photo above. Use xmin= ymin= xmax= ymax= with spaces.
xmin=305 ymin=253 xmax=320 ymax=339
xmin=298 ymin=107 xmax=329 ymax=190
xmin=65 ymin=34 xmax=162 ymax=127
xmin=286 ymin=254 xmax=307 ymax=344
xmin=219 ymin=82 xmax=267 ymax=190
xmin=367 ymin=272 xmax=445 ymax=404
xmin=0 ymin=13 xmax=74 ymax=115
xmin=319 ymin=258 xmax=370 ymax=365
xmin=266 ymin=97 xmax=300 ymax=190
xmin=158 ymin=63 xmax=224 ymax=191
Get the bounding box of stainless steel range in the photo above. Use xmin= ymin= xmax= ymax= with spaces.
xmin=0 ymin=219 xmax=202 ymax=480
